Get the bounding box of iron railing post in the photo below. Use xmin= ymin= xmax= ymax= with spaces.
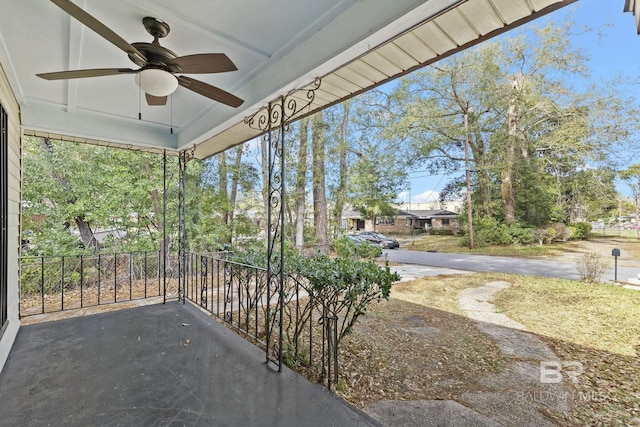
xmin=80 ymin=255 xmax=84 ymax=308
xmin=163 ymin=150 xmax=167 ymax=304
xmin=40 ymin=256 xmax=44 ymax=314
xmin=97 ymin=254 xmax=101 ymax=305
xmin=60 ymin=256 xmax=65 ymax=311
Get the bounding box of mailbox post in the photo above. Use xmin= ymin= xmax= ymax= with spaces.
xmin=612 ymin=248 xmax=620 ymax=282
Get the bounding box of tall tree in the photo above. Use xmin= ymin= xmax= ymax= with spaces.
xmin=386 ymin=21 xmax=637 ymax=225
xmin=217 ymin=151 xmax=229 ymax=225
xmin=311 ymin=111 xmax=329 ymax=253
xmin=228 ymin=145 xmax=244 ymax=225
xmin=44 ymin=138 xmax=100 ymax=251
xmin=620 ymin=164 xmax=640 ymax=219
xmin=22 ymin=137 xmax=180 ymax=254
xmin=294 ymin=118 xmax=310 ymax=249
xmin=349 ymin=139 xmax=406 ymax=231
xmin=332 ymin=101 xmax=351 ymax=235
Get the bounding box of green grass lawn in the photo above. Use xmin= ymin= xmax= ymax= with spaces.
xmin=403 ymin=234 xmax=569 ymax=257
xmin=493 ymin=274 xmax=640 ymax=426
xmin=403 ymin=233 xmax=640 ymax=259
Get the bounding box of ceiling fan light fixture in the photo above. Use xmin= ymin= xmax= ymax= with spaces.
xmin=135 ymin=68 xmax=178 ymax=97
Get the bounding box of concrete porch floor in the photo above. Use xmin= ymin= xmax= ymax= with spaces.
xmin=0 ymin=301 xmax=381 ymax=426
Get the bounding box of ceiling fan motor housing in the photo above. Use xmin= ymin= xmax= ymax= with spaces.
xmin=129 ymin=42 xmax=180 ymax=72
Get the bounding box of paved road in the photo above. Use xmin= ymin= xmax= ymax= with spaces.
xmin=383 ymin=249 xmax=639 ymax=283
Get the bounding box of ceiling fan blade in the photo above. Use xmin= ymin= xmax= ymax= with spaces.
xmin=37 ymin=68 xmax=138 ymax=80
xmin=171 ymin=54 xmax=237 ymax=74
xmin=50 ymin=0 xmax=146 ymax=63
xmin=146 ymin=93 xmax=167 ymax=106
xmin=177 ymin=76 xmax=244 ymax=108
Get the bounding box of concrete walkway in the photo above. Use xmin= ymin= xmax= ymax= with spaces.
xmin=458 ymin=281 xmax=571 ymax=426
xmin=365 ymin=274 xmax=573 ymax=426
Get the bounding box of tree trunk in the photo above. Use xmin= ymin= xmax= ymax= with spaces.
xmin=217 ymin=152 xmax=229 ymax=225
xmin=75 ymin=215 xmax=99 ymax=251
xmin=311 ymin=112 xmax=329 ymax=254
xmin=228 ymin=145 xmax=243 ymax=224
xmin=333 ymin=101 xmax=350 ymax=236
xmin=501 ymin=78 xmax=521 ymax=225
xmin=469 ymin=115 xmax=493 ymax=217
xmin=148 ymin=155 xmax=170 ymax=261
xmin=260 ymin=135 xmax=270 ymax=245
xmin=295 ymin=118 xmax=310 ymax=250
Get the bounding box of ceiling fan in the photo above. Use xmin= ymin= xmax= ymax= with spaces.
xmin=37 ymin=0 xmax=244 ymax=108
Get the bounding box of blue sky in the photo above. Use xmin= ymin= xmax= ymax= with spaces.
xmin=400 ymin=1 xmax=640 ymax=204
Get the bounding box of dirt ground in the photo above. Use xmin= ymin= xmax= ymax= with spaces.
xmin=336 ymin=283 xmax=580 ymax=426
xmin=544 ymin=236 xmax=638 ymax=267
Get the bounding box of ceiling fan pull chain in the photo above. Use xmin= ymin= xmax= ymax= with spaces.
xmin=138 ymin=83 xmax=142 ymax=120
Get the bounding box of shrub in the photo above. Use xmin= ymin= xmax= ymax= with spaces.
xmin=570 ymin=222 xmax=592 ymax=240
xmin=473 ymin=217 xmax=512 ymax=247
xmin=507 ymin=223 xmax=535 ymax=245
xmin=301 ymin=256 xmax=399 ymax=344
xmin=576 ymin=252 xmax=607 ymax=283
xmin=356 ymin=241 xmax=383 ymax=259
xmin=545 ymin=227 xmax=557 ymax=243
xmin=532 ymin=228 xmax=549 ymax=246
xmin=549 ymin=223 xmax=572 ymax=242
xmin=332 ymin=236 xmax=357 ymax=258
xmin=331 ymin=236 xmax=381 ymax=259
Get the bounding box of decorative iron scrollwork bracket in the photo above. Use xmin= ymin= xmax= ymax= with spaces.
xmin=243 ymin=78 xmax=321 ymax=371
xmin=244 ymin=78 xmax=321 ymax=131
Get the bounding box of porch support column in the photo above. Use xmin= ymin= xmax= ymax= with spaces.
xmin=163 ymin=150 xmax=167 ymax=303
xmin=245 ymin=78 xmax=321 ymax=372
xmin=177 ymin=150 xmax=190 ymax=303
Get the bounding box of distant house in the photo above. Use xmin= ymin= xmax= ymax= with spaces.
xmin=399 ymin=209 xmax=459 ymax=233
xmin=70 ymin=228 xmax=128 ymax=248
xmin=91 ymin=228 xmax=128 ymax=247
xmin=341 ymin=208 xmax=459 ymax=234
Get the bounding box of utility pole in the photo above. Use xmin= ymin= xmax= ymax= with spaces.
xmin=464 ymin=109 xmax=474 ymax=249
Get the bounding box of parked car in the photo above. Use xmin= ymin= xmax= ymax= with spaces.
xmin=357 ymin=231 xmax=399 ymax=249
xmin=345 ymin=234 xmax=367 ymax=245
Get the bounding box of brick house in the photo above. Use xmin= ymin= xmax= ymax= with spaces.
xmin=342 ymin=209 xmax=459 ymax=234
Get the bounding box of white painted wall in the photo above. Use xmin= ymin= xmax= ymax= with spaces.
xmin=0 ymin=62 xmax=21 ymax=373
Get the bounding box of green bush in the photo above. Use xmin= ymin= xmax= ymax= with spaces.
xmin=457 ymin=234 xmax=473 ymax=248
xmin=507 ymin=223 xmax=535 ymax=245
xmin=469 ymin=217 xmax=512 ymax=247
xmin=301 ymin=256 xmax=399 ymax=343
xmin=331 ymin=236 xmax=381 ymax=259
xmin=545 ymin=227 xmax=557 ymax=243
xmin=356 ymin=241 xmax=382 ymax=259
xmin=332 ymin=236 xmax=357 ymax=258
xmin=570 ymin=222 xmax=592 ymax=240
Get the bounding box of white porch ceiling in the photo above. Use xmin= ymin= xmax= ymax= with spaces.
xmin=0 ymin=0 xmax=576 ymax=159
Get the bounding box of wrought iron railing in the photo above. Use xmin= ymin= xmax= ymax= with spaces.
xmin=183 ymin=252 xmax=340 ymax=388
xmin=19 ymin=249 xmax=341 ymax=388
xmin=19 ymin=251 xmax=179 ymax=317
